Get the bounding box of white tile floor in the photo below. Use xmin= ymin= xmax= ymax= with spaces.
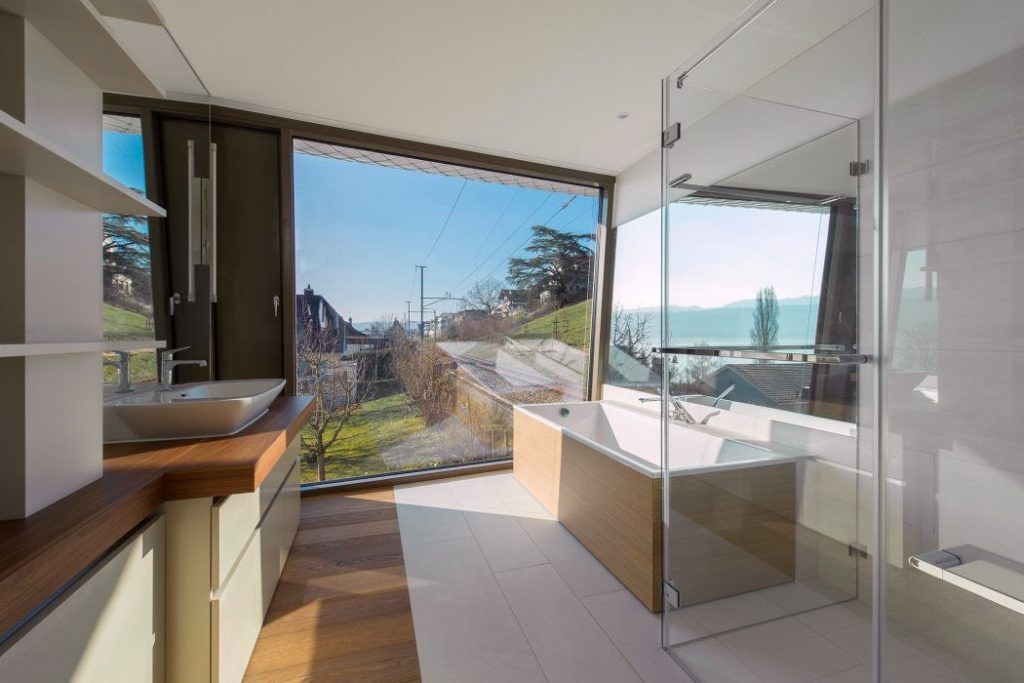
xmin=394 ymin=471 xmax=971 ymax=683
xmin=670 ymin=598 xmax=969 ymax=682
xmin=395 ymin=472 xmax=693 ymax=683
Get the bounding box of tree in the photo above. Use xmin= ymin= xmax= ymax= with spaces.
xmin=103 ymin=214 xmax=151 ymax=311
xmin=682 ymin=341 xmax=723 ymax=394
xmin=465 ymin=278 xmax=503 ymax=315
xmin=612 ymin=304 xmax=654 ymax=366
xmin=296 ymin=324 xmax=373 ymax=481
xmin=508 ymin=226 xmax=594 ymax=307
xmin=750 ymin=286 xmax=780 ymax=348
xmin=391 ymin=340 xmax=457 ymax=426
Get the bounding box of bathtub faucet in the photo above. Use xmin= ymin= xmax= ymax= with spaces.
xmin=637 ymin=395 xmax=700 ymax=424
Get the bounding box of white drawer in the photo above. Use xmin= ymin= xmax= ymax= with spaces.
xmin=211 ymin=458 xmax=300 ymax=683
xmin=0 ymin=516 xmax=164 ymax=683
xmin=211 ymin=440 xmax=299 ymax=588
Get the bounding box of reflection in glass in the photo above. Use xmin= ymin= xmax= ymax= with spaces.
xmin=101 ymin=114 xmax=157 ymax=385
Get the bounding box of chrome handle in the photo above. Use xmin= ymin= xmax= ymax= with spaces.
xmin=161 ymin=345 xmax=190 ymax=361
xmin=186 ymin=140 xmax=196 ymax=302
xmin=209 ymin=142 xmax=218 ymax=303
xmin=168 ymin=292 xmax=181 ymax=316
xmin=273 ymin=295 xmax=280 ymax=317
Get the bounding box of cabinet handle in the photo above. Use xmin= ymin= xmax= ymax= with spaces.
xmin=273 ymin=295 xmax=281 ymax=318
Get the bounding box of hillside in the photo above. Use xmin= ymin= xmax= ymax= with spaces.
xmin=513 ymin=300 xmax=592 ymax=349
xmin=104 ymin=303 xmax=153 ymax=339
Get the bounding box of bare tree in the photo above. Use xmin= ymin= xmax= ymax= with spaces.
xmin=612 ymin=304 xmax=654 ymax=365
xmin=465 ymin=278 xmax=503 ymax=315
xmin=296 ymin=324 xmax=374 ymax=481
xmin=391 ymin=340 xmax=456 ymax=426
xmin=750 ymin=286 xmax=780 ymax=348
xmin=680 ymin=341 xmax=722 ymax=394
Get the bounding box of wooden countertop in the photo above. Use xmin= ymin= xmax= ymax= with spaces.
xmin=0 ymin=395 xmax=313 ymax=640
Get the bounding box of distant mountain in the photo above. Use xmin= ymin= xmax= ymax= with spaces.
xmin=722 ymin=295 xmax=819 ymax=309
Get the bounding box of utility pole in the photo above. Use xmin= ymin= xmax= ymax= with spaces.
xmin=413 ymin=265 xmax=465 ymax=342
xmin=416 ymin=265 xmax=426 ymax=341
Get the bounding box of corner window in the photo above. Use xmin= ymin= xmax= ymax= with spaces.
xmin=292 ymin=139 xmax=600 ymax=484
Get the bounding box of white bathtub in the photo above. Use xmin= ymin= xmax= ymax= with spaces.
xmin=515 ymin=400 xmax=798 ymax=478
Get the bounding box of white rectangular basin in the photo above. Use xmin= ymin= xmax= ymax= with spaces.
xmin=103 ymin=378 xmax=286 ymax=443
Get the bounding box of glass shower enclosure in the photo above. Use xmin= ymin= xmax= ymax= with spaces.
xmin=657 ymin=0 xmax=1024 ymax=681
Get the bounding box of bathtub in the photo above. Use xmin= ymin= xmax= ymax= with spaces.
xmin=516 ymin=400 xmax=796 ymax=477
xmin=513 ymin=400 xmax=802 ymax=611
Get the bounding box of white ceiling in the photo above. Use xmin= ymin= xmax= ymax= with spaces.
xmin=138 ymin=0 xmax=754 ymax=176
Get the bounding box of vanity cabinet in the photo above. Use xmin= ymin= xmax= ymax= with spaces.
xmin=165 ymin=438 xmax=300 ymax=683
xmin=0 ymin=516 xmax=165 ymax=683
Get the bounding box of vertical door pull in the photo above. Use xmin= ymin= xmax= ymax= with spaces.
xmin=186 ymin=140 xmax=196 ymax=302
xmin=209 ymin=142 xmax=218 ymax=303
xmin=273 ymin=295 xmax=281 ymax=318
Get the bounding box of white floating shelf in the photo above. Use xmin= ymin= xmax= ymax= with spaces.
xmin=0 ymin=0 xmax=165 ymax=97
xmin=0 ymin=109 xmax=166 ymax=217
xmin=0 ymin=340 xmax=167 ymax=358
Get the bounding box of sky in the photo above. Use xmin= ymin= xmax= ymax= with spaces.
xmin=103 ymin=129 xmax=146 ymax=192
xmin=612 ymin=202 xmax=830 ymax=311
xmin=293 ymin=152 xmax=599 ymax=323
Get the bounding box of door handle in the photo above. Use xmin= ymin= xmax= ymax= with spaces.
xmin=168 ymin=292 xmax=181 ymax=316
xmin=186 ymin=140 xmax=196 ymax=302
xmin=273 ymin=295 xmax=281 ymax=317
xmin=209 ymin=142 xmax=218 ymax=303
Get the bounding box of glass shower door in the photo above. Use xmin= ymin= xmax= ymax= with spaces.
xmin=659 ymin=22 xmax=872 ymax=678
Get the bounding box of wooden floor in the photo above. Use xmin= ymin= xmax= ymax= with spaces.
xmin=243 ymin=488 xmax=421 ymax=682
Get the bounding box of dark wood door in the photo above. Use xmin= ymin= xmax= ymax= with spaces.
xmin=211 ymin=123 xmax=284 ymax=380
xmin=159 ymin=117 xmax=213 ymax=383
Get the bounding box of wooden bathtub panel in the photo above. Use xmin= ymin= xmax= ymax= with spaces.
xmin=557 ymin=437 xmax=662 ymax=612
xmin=668 ymin=463 xmax=796 ymax=606
xmin=512 ymin=412 xmax=561 ymax=514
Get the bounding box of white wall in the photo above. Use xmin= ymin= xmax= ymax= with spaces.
xmin=613 ymin=146 xmax=660 ymax=227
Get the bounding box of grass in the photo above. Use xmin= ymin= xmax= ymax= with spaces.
xmin=104 ymin=303 xmax=153 ymax=339
xmin=300 ymin=392 xmax=427 ymax=483
xmin=103 ymin=303 xmax=158 ymax=385
xmin=512 ymin=299 xmax=592 ymax=349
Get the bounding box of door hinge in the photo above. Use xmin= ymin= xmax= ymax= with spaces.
xmin=848 ymin=542 xmax=869 ymax=559
xmin=663 ymin=580 xmax=681 ymax=609
xmin=849 ymin=160 xmax=870 ymax=177
xmin=662 ymin=122 xmax=681 ymax=149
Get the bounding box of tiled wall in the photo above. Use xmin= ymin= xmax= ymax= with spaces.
xmin=882 ymin=35 xmax=1024 ymax=681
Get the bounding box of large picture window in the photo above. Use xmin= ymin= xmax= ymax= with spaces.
xmin=292 ymin=140 xmax=600 ymax=484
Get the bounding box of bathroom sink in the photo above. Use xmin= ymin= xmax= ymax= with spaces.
xmin=103 ymin=378 xmax=286 ymax=443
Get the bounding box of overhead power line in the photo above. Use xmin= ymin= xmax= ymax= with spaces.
xmin=421 ymin=179 xmax=469 ymax=264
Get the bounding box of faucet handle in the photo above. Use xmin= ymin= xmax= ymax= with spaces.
xmin=161 ymin=345 xmax=190 ymax=361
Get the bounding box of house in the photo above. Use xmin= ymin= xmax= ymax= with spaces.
xmin=497 ymin=289 xmax=528 ymax=316
xmin=296 ymin=284 xmax=367 ymax=353
xmin=706 ymin=363 xmax=813 ymax=412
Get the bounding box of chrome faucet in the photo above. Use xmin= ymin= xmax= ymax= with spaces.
xmin=712 ymin=384 xmax=735 ymax=407
xmin=639 ymin=390 xmax=732 ymax=425
xmin=637 ymin=395 xmax=700 ymax=424
xmin=103 ymin=350 xmax=133 ymax=393
xmin=159 ymin=346 xmax=207 ymax=390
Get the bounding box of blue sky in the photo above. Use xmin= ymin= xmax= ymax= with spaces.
xmin=103 ymin=130 xmax=146 ymax=192
xmin=294 ymin=153 xmax=598 ymax=322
